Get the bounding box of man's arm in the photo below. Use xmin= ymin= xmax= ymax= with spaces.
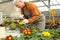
xmin=26 ymin=2 xmax=41 ymax=24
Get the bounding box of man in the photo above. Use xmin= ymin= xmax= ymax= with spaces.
xmin=15 ymin=0 xmax=45 ymax=30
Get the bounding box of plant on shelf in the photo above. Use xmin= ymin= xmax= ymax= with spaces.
xmin=2 ymin=18 xmax=60 ymax=40
xmin=17 ymin=28 xmax=54 ymax=40
xmin=9 ymin=23 xmax=16 ymax=30
xmin=1 ymin=28 xmax=60 ymax=40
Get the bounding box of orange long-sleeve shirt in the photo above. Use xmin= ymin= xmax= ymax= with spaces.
xmin=21 ymin=2 xmax=41 ymax=24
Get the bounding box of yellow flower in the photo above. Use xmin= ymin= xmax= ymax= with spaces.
xmin=42 ymin=32 xmax=51 ymax=37
xmin=49 ymin=10 xmax=56 ymax=15
xmin=11 ymin=20 xmax=16 ymax=22
xmin=9 ymin=37 xmax=12 ymax=40
xmin=28 ymin=32 xmax=32 ymax=35
xmin=19 ymin=21 xmax=25 ymax=25
xmin=12 ymin=20 xmax=16 ymax=22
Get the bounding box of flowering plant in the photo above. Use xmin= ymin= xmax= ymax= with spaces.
xmin=1 ymin=27 xmax=60 ymax=40
xmin=2 ymin=18 xmax=60 ymax=40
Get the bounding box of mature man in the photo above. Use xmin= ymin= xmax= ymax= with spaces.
xmin=14 ymin=0 xmax=45 ymax=30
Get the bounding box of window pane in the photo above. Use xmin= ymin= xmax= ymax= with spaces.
xmin=51 ymin=0 xmax=58 ymax=5
xmin=57 ymin=0 xmax=60 ymax=4
xmin=56 ymin=5 xmax=60 ymax=9
xmin=43 ymin=7 xmax=49 ymax=11
xmin=34 ymin=2 xmax=45 ymax=6
xmin=38 ymin=7 xmax=48 ymax=11
xmin=50 ymin=6 xmax=57 ymax=9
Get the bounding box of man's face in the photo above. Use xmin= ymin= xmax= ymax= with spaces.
xmin=15 ymin=1 xmax=24 ymax=8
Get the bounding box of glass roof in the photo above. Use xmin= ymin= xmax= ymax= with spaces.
xmin=38 ymin=6 xmax=49 ymax=11
xmin=23 ymin=0 xmax=60 ymax=12
xmin=34 ymin=2 xmax=45 ymax=6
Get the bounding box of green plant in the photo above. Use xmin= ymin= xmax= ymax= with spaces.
xmin=9 ymin=23 xmax=16 ymax=30
xmin=1 ymin=20 xmax=60 ymax=40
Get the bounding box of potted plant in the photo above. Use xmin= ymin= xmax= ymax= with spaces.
xmin=9 ymin=23 xmax=16 ymax=30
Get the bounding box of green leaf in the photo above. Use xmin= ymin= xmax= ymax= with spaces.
xmin=1 ymin=38 xmax=5 ymax=40
xmin=9 ymin=23 xmax=16 ymax=28
xmin=56 ymin=27 xmax=60 ymax=33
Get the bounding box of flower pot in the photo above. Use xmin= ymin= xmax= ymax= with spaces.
xmin=20 ymin=28 xmax=25 ymax=33
xmin=9 ymin=23 xmax=16 ymax=30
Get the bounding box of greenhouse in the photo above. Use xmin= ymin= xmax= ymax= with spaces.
xmin=0 ymin=0 xmax=60 ymax=40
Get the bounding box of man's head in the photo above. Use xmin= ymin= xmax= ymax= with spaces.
xmin=15 ymin=1 xmax=25 ymax=8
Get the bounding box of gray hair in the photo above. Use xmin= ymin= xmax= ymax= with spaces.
xmin=13 ymin=0 xmax=23 ymax=3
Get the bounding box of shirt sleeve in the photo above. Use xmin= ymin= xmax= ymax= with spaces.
xmin=26 ymin=2 xmax=41 ymax=24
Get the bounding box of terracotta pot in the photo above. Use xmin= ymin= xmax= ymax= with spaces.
xmin=20 ymin=28 xmax=25 ymax=33
xmin=0 ymin=24 xmax=6 ymax=30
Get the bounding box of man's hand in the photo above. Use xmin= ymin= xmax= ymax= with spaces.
xmin=19 ymin=19 xmax=28 ymax=25
xmin=22 ymin=19 xmax=29 ymax=24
